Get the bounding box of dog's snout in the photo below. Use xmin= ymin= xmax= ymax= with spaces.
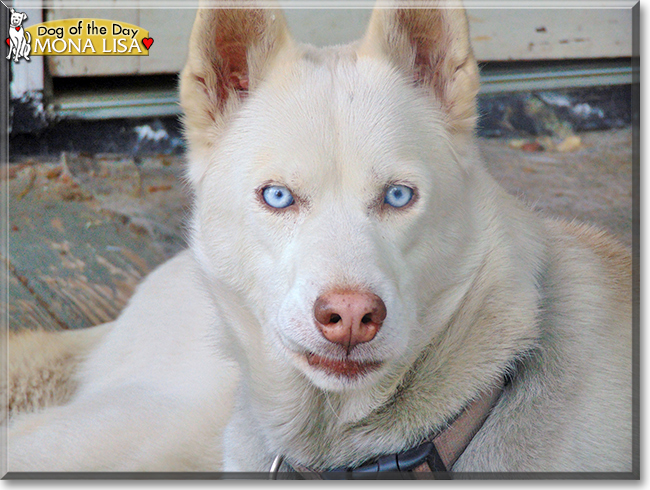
xmin=313 ymin=290 xmax=387 ymax=352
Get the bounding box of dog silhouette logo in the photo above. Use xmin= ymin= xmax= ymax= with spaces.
xmin=6 ymin=7 xmax=31 ymax=62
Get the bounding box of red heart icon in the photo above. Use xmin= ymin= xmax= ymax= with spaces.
xmin=6 ymin=38 xmax=9 ymax=46
xmin=142 ymin=38 xmax=153 ymax=50
xmin=15 ymin=26 xmax=20 ymax=31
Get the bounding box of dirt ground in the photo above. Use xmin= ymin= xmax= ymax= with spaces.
xmin=3 ymin=127 xmax=634 ymax=330
xmin=481 ymin=128 xmax=633 ymax=248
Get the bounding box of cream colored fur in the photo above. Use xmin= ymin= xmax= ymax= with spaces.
xmin=6 ymin=0 xmax=632 ymax=474
xmin=6 ymin=324 xmax=111 ymax=423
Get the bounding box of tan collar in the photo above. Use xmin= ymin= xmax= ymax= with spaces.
xmin=270 ymin=383 xmax=504 ymax=479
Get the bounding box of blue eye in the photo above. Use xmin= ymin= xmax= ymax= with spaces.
xmin=384 ymin=185 xmax=414 ymax=208
xmin=262 ymin=185 xmax=295 ymax=209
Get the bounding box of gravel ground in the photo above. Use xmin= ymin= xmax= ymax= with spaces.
xmin=481 ymin=128 xmax=632 ymax=247
xmin=480 ymin=128 xmax=633 ymax=249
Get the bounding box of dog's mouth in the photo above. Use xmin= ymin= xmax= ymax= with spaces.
xmin=305 ymin=353 xmax=381 ymax=378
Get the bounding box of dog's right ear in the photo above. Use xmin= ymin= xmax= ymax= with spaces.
xmin=180 ymin=4 xmax=292 ymax=184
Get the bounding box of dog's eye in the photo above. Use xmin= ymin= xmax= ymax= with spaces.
xmin=384 ymin=185 xmax=414 ymax=208
xmin=262 ymin=185 xmax=295 ymax=209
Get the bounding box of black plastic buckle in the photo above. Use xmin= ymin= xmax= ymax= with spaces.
xmin=320 ymin=441 xmax=438 ymax=480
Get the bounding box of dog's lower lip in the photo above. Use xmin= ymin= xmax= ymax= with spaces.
xmin=306 ymin=353 xmax=381 ymax=378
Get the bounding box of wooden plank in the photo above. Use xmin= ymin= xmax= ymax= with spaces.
xmin=283 ymin=8 xmax=371 ymax=48
xmin=1 ymin=260 xmax=62 ymax=332
xmin=46 ymin=7 xmax=633 ymax=77
xmin=467 ymin=8 xmax=633 ymax=61
xmin=5 ymin=161 xmax=173 ymax=330
xmin=46 ymin=0 xmax=140 ymax=76
xmin=136 ymin=8 xmax=198 ymax=75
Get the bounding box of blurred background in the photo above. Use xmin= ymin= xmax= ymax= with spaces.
xmin=3 ymin=1 xmax=638 ymax=331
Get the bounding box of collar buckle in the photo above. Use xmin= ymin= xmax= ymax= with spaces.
xmin=269 ymin=454 xmax=284 ymax=480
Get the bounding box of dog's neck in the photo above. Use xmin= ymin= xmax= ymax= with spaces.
xmin=234 ymin=302 xmax=526 ymax=472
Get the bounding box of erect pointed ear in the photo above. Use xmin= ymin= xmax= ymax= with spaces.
xmin=180 ymin=3 xmax=292 ymax=184
xmin=359 ymin=1 xmax=479 ymax=136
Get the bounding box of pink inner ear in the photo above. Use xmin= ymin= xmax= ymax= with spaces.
xmin=410 ymin=32 xmax=450 ymax=111
xmin=216 ymin=41 xmax=250 ymax=105
xmin=227 ymin=74 xmax=249 ymax=91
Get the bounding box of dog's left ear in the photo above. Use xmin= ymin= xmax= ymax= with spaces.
xmin=360 ymin=1 xmax=479 ymax=136
xmin=22 ymin=13 xmax=28 ymax=21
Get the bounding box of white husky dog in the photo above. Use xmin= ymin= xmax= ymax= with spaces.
xmin=7 ymin=0 xmax=633 ymax=476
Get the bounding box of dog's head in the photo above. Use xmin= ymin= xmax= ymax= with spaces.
xmin=181 ymin=1 xmax=484 ymax=393
xmin=9 ymin=9 xmax=28 ymax=27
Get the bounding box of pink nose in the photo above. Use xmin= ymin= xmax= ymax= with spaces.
xmin=313 ymin=290 xmax=387 ymax=352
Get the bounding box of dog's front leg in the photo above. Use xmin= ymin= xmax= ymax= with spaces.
xmin=8 ymin=385 xmax=227 ymax=472
xmin=8 ymin=251 xmax=239 ymax=472
xmin=221 ymin=404 xmax=275 ymax=472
